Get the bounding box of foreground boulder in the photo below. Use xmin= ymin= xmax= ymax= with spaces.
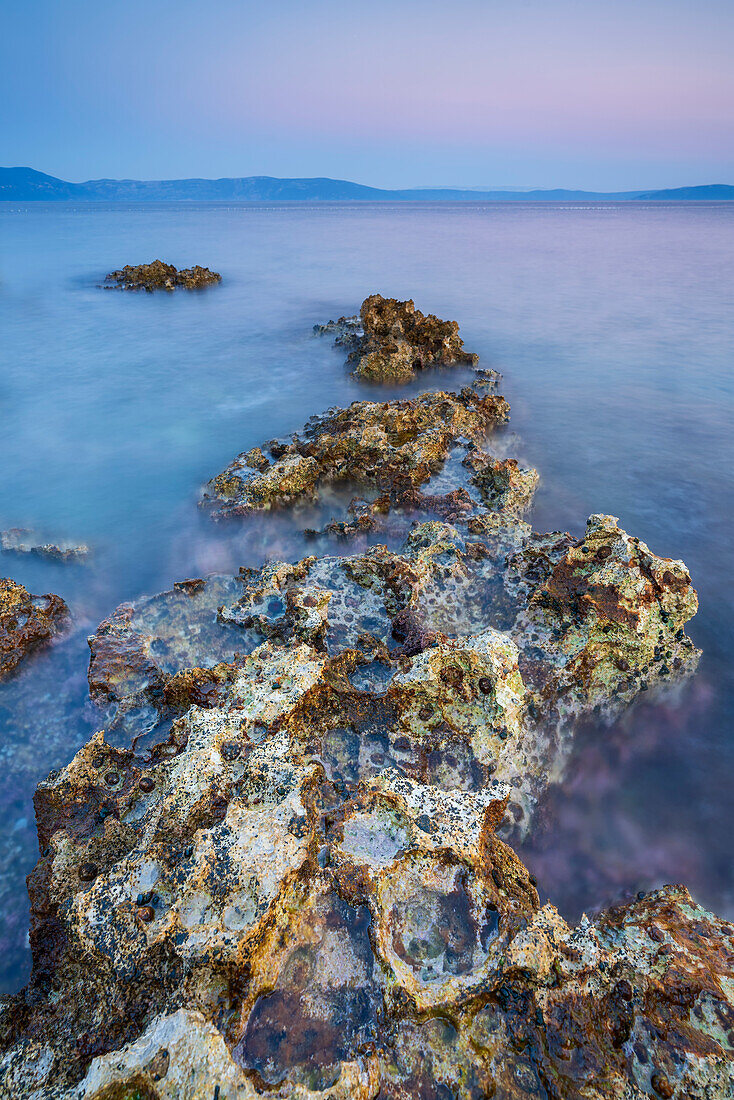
xmin=317 ymin=295 xmax=479 ymax=382
xmin=105 ymin=260 xmax=221 ymax=291
xmin=0 ymin=500 xmax=709 ymax=1098
xmin=0 ymin=622 xmax=728 ymax=1098
xmin=0 ymin=578 xmax=69 ymax=680
xmin=85 ymin=515 xmax=699 ymax=837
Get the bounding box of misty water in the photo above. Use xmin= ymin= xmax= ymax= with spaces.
xmin=0 ymin=199 xmax=733 ymax=993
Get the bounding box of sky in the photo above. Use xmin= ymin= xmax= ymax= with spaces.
xmin=2 ymin=0 xmax=734 ymax=190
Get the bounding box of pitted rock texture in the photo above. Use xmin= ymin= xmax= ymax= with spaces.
xmin=0 ymin=369 xmax=721 ymax=1099
xmin=0 ymin=578 xmax=69 ymax=680
xmin=2 ymin=666 xmax=731 ymax=1099
xmin=87 ymin=573 xmax=254 ymax=748
xmin=105 ymin=260 xmax=221 ymax=291
xmin=318 ymin=295 xmax=479 ymax=383
xmin=202 ymin=385 xmax=515 ymax=523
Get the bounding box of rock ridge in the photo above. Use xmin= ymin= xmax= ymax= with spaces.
xmin=1 ymin=354 xmax=729 ymax=1099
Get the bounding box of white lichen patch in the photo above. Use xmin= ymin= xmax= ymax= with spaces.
xmin=339 ymin=806 xmax=410 ymax=868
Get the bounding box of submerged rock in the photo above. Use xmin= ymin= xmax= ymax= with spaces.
xmin=0 ymin=330 xmax=725 ymax=1097
xmin=0 ymin=578 xmax=69 ymax=680
xmin=313 ymin=314 xmax=362 ymax=339
xmin=1 ymin=528 xmax=89 ymax=563
xmin=317 ymin=295 xmax=479 ymax=382
xmin=105 ymin=260 xmax=221 ymax=291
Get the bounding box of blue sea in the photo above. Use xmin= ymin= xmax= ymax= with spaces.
xmin=1 ymin=200 xmax=733 ymax=992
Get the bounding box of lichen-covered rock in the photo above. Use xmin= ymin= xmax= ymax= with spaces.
xmin=0 ymin=343 xmax=720 ymax=1098
xmin=0 ymin=528 xmax=90 ymax=563
xmin=510 ymin=513 xmax=700 ymax=718
xmin=318 ymin=295 xmax=479 ymax=383
xmin=3 ymin=649 xmax=731 ymax=1100
xmin=462 ymin=449 xmax=540 ymax=516
xmin=83 ymin=511 xmax=699 ymax=839
xmin=202 ymin=386 xmax=513 ymax=522
xmin=105 ymin=260 xmax=221 ymax=291
xmin=0 ymin=500 xmax=709 ymax=1098
xmin=0 ymin=578 xmax=69 ymax=680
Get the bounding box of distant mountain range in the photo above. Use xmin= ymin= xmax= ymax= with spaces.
xmin=2 ymin=167 xmax=733 ymax=203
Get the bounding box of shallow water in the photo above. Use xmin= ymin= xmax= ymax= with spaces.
xmin=1 ymin=200 xmax=733 ymax=991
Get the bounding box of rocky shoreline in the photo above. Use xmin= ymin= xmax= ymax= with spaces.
xmin=1 ymin=304 xmax=732 ymax=1099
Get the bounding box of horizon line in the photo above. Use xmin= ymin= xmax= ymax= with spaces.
xmin=4 ymin=166 xmax=734 ymax=192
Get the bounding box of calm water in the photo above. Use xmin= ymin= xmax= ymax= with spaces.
xmin=1 ymin=200 xmax=733 ymax=991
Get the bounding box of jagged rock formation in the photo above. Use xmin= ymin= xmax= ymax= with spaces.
xmin=201 ymin=384 xmax=516 ymax=523
xmin=317 ymin=295 xmax=479 ymax=382
xmin=0 ymin=368 xmax=728 ymax=1098
xmin=1 ymin=528 xmax=89 ymax=563
xmin=0 ymin=578 xmax=69 ymax=680
xmin=105 ymin=260 xmax=221 ymax=291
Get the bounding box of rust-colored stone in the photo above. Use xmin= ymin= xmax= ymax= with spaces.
xmin=0 ymin=578 xmax=69 ymax=680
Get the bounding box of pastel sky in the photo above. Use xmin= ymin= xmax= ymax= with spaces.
xmin=3 ymin=0 xmax=734 ymax=189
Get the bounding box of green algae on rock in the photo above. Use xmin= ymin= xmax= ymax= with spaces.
xmin=317 ymin=295 xmax=479 ymax=383
xmin=0 ymin=577 xmax=69 ymax=680
xmin=105 ymin=260 xmax=221 ymax=292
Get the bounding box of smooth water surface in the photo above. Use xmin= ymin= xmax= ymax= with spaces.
xmin=1 ymin=200 xmax=732 ymax=991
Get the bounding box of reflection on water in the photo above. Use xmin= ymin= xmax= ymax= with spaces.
xmin=1 ymin=200 xmax=733 ymax=991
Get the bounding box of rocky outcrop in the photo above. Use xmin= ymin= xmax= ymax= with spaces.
xmin=0 ymin=578 xmax=69 ymax=680
xmin=317 ymin=295 xmax=479 ymax=382
xmin=105 ymin=260 xmax=221 ymax=291
xmin=201 ymin=385 xmax=515 ymax=523
xmin=1 ymin=528 xmax=89 ymax=563
xmin=0 ymin=614 xmax=729 ymax=1098
xmin=0 ymin=351 xmax=726 ymax=1097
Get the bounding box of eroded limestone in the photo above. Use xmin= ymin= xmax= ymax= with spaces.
xmin=1 ymin=529 xmax=90 ymax=563
xmin=201 ymin=386 xmax=515 ymax=526
xmin=0 ymin=363 xmax=723 ymax=1099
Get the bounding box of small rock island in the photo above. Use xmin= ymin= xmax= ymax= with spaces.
xmin=316 ymin=293 xmax=479 ymax=382
xmin=105 ymin=259 xmax=221 ymax=292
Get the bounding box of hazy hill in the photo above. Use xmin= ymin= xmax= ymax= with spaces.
xmin=1 ymin=167 xmax=732 ymax=202
xmin=634 ymin=184 xmax=734 ymax=200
